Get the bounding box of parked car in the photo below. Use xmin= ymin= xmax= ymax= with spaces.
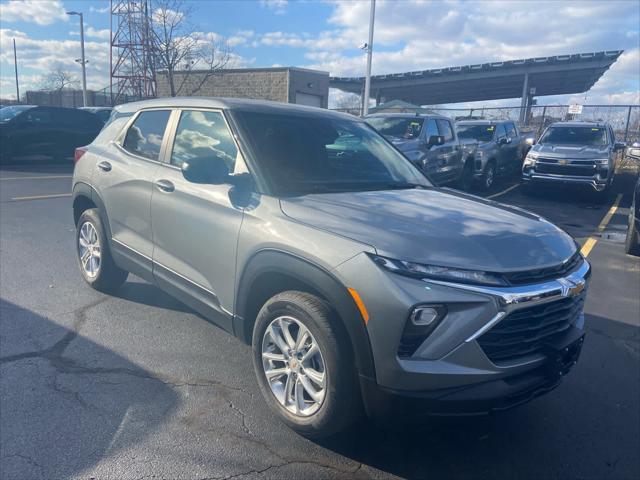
xmin=0 ymin=105 xmax=103 ymax=163
xmin=625 ymin=175 xmax=640 ymax=256
xmin=625 ymin=140 xmax=640 ymax=163
xmin=522 ymin=121 xmax=626 ymax=195
xmin=365 ymin=113 xmax=471 ymax=189
xmin=73 ymin=98 xmax=590 ymax=437
xmin=456 ymin=120 xmax=528 ymax=190
xmin=79 ymin=106 xmax=113 ymax=125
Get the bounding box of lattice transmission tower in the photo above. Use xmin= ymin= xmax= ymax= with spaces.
xmin=110 ymin=0 xmax=156 ymax=105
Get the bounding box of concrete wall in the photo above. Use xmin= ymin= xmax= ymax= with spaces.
xmin=156 ymin=68 xmax=329 ymax=108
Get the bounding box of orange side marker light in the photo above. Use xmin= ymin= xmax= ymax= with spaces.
xmin=348 ymin=288 xmax=370 ymax=325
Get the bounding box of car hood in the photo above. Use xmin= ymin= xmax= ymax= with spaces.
xmin=532 ymin=144 xmax=610 ymax=159
xmin=280 ymin=188 xmax=577 ymax=272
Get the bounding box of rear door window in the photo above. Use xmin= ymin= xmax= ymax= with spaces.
xmin=22 ymin=108 xmax=53 ymax=125
xmin=122 ymin=110 xmax=171 ymax=161
xmin=424 ymin=119 xmax=439 ymax=140
xmin=436 ymin=119 xmax=454 ymax=142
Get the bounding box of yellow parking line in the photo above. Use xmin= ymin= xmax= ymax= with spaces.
xmin=0 ymin=175 xmax=72 ymax=181
xmin=11 ymin=193 xmax=72 ymax=201
xmin=487 ymin=183 xmax=519 ymax=199
xmin=580 ymin=193 xmax=623 ymax=257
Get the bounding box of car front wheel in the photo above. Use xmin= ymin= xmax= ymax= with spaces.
xmin=252 ymin=291 xmax=360 ymax=438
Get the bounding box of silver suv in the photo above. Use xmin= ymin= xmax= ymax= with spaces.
xmin=73 ymin=98 xmax=590 ymax=437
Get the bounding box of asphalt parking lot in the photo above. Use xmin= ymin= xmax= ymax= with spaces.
xmin=1 ymin=163 xmax=638 ymax=480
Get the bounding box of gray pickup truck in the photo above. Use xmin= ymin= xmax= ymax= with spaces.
xmin=365 ymin=113 xmax=470 ymax=189
xmin=456 ymin=120 xmax=528 ymax=190
xmin=522 ymin=121 xmax=626 ymax=196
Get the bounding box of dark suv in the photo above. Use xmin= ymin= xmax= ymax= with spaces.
xmin=72 ymin=98 xmax=590 ymax=437
xmin=0 ymin=105 xmax=102 ymax=163
xmin=522 ymin=121 xmax=626 ymax=194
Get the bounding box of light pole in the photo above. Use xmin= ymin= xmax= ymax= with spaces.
xmin=362 ymin=0 xmax=376 ymax=116
xmin=67 ymin=11 xmax=88 ymax=107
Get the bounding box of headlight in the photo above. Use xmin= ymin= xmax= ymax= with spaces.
xmin=370 ymin=254 xmax=508 ymax=287
xmin=594 ymin=158 xmax=610 ymax=167
xmin=523 ymin=152 xmax=539 ymax=166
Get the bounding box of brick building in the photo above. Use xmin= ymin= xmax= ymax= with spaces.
xmin=155 ymin=67 xmax=329 ymax=108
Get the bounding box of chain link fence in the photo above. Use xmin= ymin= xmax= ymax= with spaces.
xmin=429 ymin=105 xmax=640 ymax=141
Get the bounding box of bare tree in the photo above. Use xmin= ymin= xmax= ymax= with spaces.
xmin=40 ymin=69 xmax=78 ymax=93
xmin=151 ymin=0 xmax=231 ymax=97
xmin=334 ymin=93 xmax=362 ymax=115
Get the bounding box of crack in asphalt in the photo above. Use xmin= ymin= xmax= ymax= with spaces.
xmin=200 ymin=459 xmax=366 ymax=480
xmin=1 ymin=453 xmax=46 ymax=476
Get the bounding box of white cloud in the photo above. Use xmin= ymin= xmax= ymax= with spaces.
xmin=260 ymin=0 xmax=288 ymax=15
xmin=0 ymin=0 xmax=68 ymax=25
xmin=69 ymin=26 xmax=111 ymax=41
xmin=89 ymin=5 xmax=110 ymax=14
xmin=228 ymin=30 xmax=254 ymax=47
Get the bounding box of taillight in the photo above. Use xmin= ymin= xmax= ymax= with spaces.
xmin=74 ymin=146 xmax=88 ymax=164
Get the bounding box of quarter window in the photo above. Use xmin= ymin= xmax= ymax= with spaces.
xmin=436 ymin=119 xmax=454 ymax=142
xmin=494 ymin=124 xmax=507 ymax=139
xmin=505 ymin=123 xmax=517 ymax=139
xmin=170 ymin=110 xmax=238 ymax=171
xmin=122 ymin=110 xmax=171 ymax=161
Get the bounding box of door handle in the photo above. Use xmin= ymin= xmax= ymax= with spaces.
xmin=97 ymin=161 xmax=112 ymax=172
xmin=155 ymin=179 xmax=175 ymax=193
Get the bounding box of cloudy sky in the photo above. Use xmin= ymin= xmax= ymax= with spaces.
xmin=0 ymin=0 xmax=638 ymax=107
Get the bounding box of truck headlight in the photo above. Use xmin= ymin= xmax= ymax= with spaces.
xmin=369 ymin=254 xmax=508 ymax=287
xmin=595 ymin=158 xmax=610 ymax=167
xmin=523 ymin=152 xmax=539 ymax=166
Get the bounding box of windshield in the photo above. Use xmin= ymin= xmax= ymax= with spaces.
xmin=0 ymin=105 xmax=33 ymax=123
xmin=539 ymin=126 xmax=609 ymax=146
xmin=457 ymin=124 xmax=496 ymax=142
xmin=366 ymin=117 xmax=424 ymax=140
xmin=235 ymin=111 xmax=431 ymax=196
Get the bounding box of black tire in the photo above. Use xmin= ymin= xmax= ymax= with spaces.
xmin=457 ymin=159 xmax=474 ymax=191
xmin=76 ymin=208 xmax=128 ymax=292
xmin=625 ymin=197 xmax=640 ymax=256
xmin=252 ymin=291 xmax=361 ymax=438
xmin=481 ymin=161 xmax=496 ymax=191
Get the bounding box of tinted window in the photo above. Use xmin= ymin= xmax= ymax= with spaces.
xmin=494 ymin=124 xmax=507 ymax=139
xmin=505 ymin=123 xmax=517 ymax=138
xmin=425 ymin=119 xmax=439 ymax=139
xmin=123 ymin=110 xmax=171 ymax=160
xmin=171 ymin=110 xmax=238 ymax=170
xmin=539 ymin=126 xmax=609 ymax=146
xmin=457 ymin=124 xmax=495 ymax=142
xmin=366 ymin=117 xmax=424 ymax=139
xmin=22 ymin=108 xmax=52 ymax=125
xmin=436 ymin=119 xmax=454 ymax=142
xmin=0 ymin=105 xmax=33 ymax=123
xmin=235 ymin=111 xmax=430 ymax=195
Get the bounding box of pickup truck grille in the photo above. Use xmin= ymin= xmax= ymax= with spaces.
xmin=478 ymin=293 xmax=585 ymax=364
xmin=535 ymin=162 xmax=597 ymax=177
xmin=504 ymin=253 xmax=584 ymax=285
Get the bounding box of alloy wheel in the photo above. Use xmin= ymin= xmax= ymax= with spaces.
xmin=261 ymin=316 xmax=327 ymax=417
xmin=78 ymin=221 xmax=101 ymax=278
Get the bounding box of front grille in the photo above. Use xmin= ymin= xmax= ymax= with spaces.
xmin=504 ymin=253 xmax=584 ymax=285
xmin=535 ymin=163 xmax=596 ymax=177
xmin=478 ymin=293 xmax=585 ymax=364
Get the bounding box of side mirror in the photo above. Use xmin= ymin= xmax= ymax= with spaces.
xmin=427 ymin=135 xmax=445 ymax=147
xmin=498 ymin=137 xmax=509 ymax=145
xmin=181 ymin=156 xmax=230 ymax=184
xmin=614 ymin=141 xmax=626 ymax=151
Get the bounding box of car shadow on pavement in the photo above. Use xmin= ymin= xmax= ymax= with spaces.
xmin=0 ymin=299 xmax=180 ymax=480
xmin=317 ymin=313 xmax=639 ymax=479
xmin=112 ymin=279 xmax=196 ymax=315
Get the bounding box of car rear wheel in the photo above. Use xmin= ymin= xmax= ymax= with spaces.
xmin=76 ymin=209 xmax=128 ymax=292
xmin=252 ymin=291 xmax=360 ymax=438
xmin=625 ymin=197 xmax=640 ymax=256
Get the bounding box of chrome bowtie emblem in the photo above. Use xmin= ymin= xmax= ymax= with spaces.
xmin=558 ymin=159 xmax=569 ymax=165
xmin=558 ymin=277 xmax=585 ymax=297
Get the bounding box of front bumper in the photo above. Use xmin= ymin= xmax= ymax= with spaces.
xmin=522 ymin=168 xmax=610 ymax=191
xmin=334 ymin=253 xmax=591 ymax=415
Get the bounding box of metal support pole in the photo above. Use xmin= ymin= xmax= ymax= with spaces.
xmin=538 ymin=106 xmax=547 ymax=137
xmin=362 ymin=0 xmax=376 ymax=116
xmin=519 ymin=72 xmax=529 ymax=124
xmin=79 ymin=13 xmax=88 ymax=107
xmin=109 ymin=0 xmax=113 ymax=105
xmin=624 ymin=106 xmax=632 ymax=142
xmin=13 ymin=38 xmax=19 ymax=103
